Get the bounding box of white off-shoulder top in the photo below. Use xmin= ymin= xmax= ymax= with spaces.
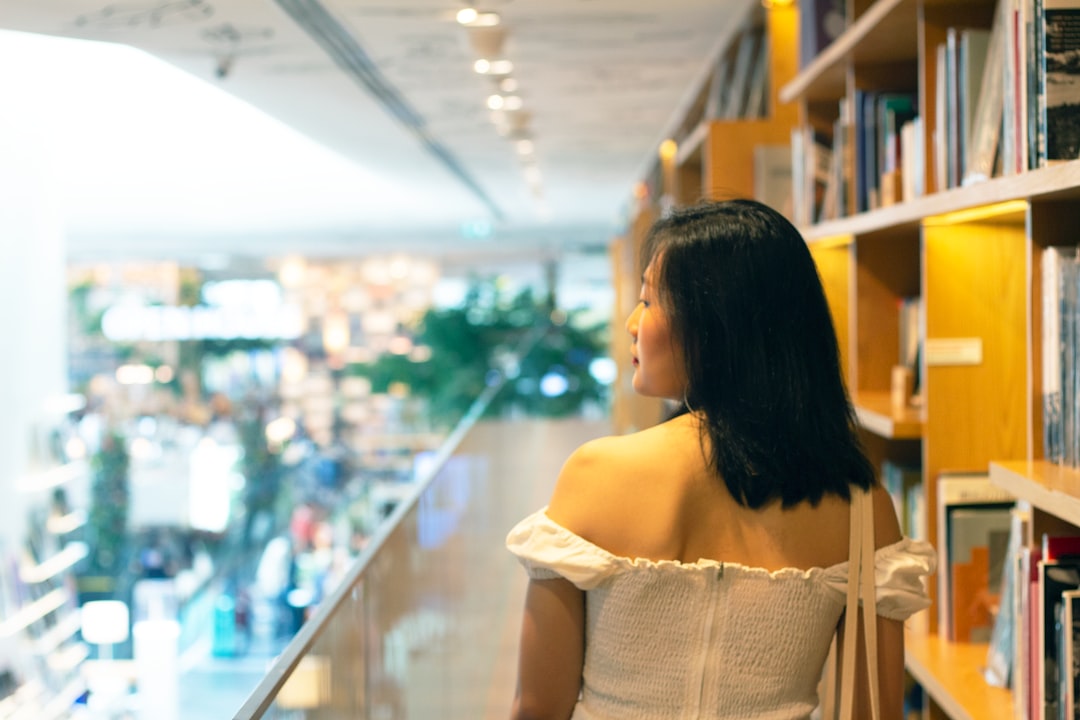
xmin=506 ymin=508 xmax=935 ymax=720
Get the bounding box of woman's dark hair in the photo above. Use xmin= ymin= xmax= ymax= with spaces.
xmin=642 ymin=199 xmax=874 ymax=508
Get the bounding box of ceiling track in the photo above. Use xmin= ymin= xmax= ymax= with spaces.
xmin=273 ymin=0 xmax=504 ymax=221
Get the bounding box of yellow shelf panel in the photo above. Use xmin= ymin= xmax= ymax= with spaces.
xmin=989 ymin=460 xmax=1080 ymax=526
xmin=854 ymin=391 xmax=924 ymax=439
xmin=905 ymin=630 xmax=1013 ymax=720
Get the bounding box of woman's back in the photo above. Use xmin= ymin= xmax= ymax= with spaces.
xmin=547 ymin=412 xmax=891 ymax=574
xmin=508 ymin=414 xmax=929 ymax=720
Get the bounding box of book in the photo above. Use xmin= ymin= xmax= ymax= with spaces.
xmin=1061 ymin=249 xmax=1080 ymax=468
xmin=753 ymin=145 xmax=794 ymax=221
xmin=877 ymin=94 xmax=918 ymax=205
xmin=958 ymin=29 xmax=992 ymax=176
xmin=705 ymin=54 xmax=731 ymax=120
xmin=1033 ymin=0 xmax=1080 ymax=163
xmin=1061 ymin=588 xmax=1080 ymax=719
xmin=799 ymin=0 xmax=846 ymax=68
xmin=965 ymin=0 xmax=1007 ymax=185
xmin=935 ymin=41 xmax=951 ymax=191
xmin=900 ymin=117 xmax=925 ymax=200
xmin=1044 ymin=247 xmax=1067 ymax=464
xmin=946 ymin=29 xmax=962 ymax=189
xmin=936 ymin=472 xmax=1015 ymax=640
xmin=855 ymin=89 xmax=878 ymax=212
xmin=985 ymin=505 xmax=1031 ymax=688
xmin=744 ymin=35 xmax=770 ymax=119
xmin=723 ymin=31 xmax=759 ymax=120
xmin=950 ymin=505 xmax=1013 ymax=642
xmin=882 ymin=460 xmax=922 ymax=539
xmin=1039 ymin=557 xmax=1080 ymax=719
xmin=1025 ymin=546 xmax=1046 ymax=720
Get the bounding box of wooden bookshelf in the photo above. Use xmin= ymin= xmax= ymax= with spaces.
xmin=799 ymin=161 xmax=1080 ymax=243
xmin=990 ymin=461 xmax=1080 ymax=527
xmin=905 ymin=629 xmax=1013 ymax=720
xmin=776 ymin=0 xmax=1080 ymax=711
xmin=853 ymin=391 xmax=924 ymax=439
xmin=779 ymin=0 xmax=918 ymax=103
xmin=625 ymin=0 xmax=1080 ymax=710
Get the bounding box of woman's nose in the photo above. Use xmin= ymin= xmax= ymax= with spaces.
xmin=626 ymin=303 xmax=641 ymax=336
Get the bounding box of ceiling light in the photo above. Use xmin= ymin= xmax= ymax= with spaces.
xmin=499 ymin=77 xmax=518 ymax=93
xmin=475 ymin=59 xmax=513 ymax=75
xmin=457 ymin=8 xmax=501 ymax=26
xmin=503 ymin=95 xmax=524 ymax=111
xmin=487 ymin=94 xmax=505 ymax=110
xmin=515 ymin=139 xmax=534 ymax=155
xmin=473 ymin=12 xmax=501 ymax=26
xmin=659 ymin=139 xmax=678 ymax=161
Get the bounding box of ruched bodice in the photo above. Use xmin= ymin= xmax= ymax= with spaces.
xmin=506 ymin=508 xmax=935 ymax=720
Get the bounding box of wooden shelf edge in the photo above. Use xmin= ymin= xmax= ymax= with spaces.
xmin=989 ymin=460 xmax=1080 ymax=526
xmin=854 ymin=392 xmax=924 ymax=439
xmin=904 ymin=628 xmax=1013 ymax=720
xmin=799 ymin=160 xmax=1080 ymax=241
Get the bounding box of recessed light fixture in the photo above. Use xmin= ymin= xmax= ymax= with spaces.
xmin=457 ymin=8 xmax=501 ymax=26
xmin=474 ymin=59 xmax=513 ymax=75
xmin=487 ymin=94 xmax=505 ymax=110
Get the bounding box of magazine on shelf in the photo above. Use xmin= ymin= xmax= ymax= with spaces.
xmin=936 ymin=472 xmax=1015 ymax=641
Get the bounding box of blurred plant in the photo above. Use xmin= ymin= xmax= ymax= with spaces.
xmin=348 ymin=281 xmax=609 ymax=425
xmin=85 ymin=431 xmax=130 ymax=577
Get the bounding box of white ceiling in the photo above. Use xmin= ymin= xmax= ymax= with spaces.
xmin=0 ymin=0 xmax=753 ymax=264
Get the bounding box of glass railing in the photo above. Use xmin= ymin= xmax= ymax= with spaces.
xmin=232 ymin=328 xmax=610 ymax=719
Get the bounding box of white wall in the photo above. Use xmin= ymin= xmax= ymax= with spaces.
xmin=0 ymin=100 xmax=69 ymax=569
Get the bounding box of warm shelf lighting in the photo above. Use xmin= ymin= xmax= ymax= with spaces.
xmin=658 ymin=139 xmax=678 ymax=160
xmin=923 ymin=199 xmax=1029 ymax=227
xmin=807 ymin=233 xmax=854 ymax=249
xmin=456 ymin=8 xmax=478 ymax=24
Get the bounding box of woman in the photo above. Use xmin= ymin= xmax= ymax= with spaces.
xmin=506 ymin=200 xmax=934 ymax=720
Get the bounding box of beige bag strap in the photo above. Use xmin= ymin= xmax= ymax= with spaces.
xmin=837 ymin=488 xmax=881 ymax=720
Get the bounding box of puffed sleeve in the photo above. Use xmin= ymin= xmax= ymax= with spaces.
xmin=505 ymin=508 xmax=622 ymax=590
xmin=823 ymin=538 xmax=937 ymax=621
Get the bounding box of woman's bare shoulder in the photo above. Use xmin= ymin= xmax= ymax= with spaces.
xmin=547 ymin=418 xmax=700 ymax=537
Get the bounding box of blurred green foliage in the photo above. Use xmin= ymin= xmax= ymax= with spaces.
xmin=348 ymin=282 xmax=609 ymax=425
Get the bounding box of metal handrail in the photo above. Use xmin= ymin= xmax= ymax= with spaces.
xmin=231 ymin=326 xmax=547 ymax=719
